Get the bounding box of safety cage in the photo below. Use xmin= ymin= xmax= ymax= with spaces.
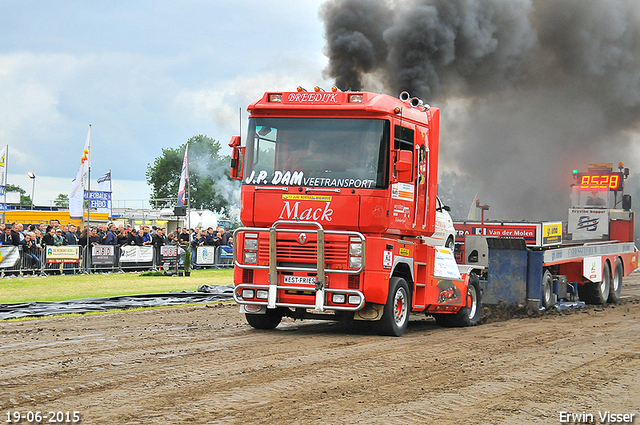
xmin=233 ymin=220 xmax=366 ymax=312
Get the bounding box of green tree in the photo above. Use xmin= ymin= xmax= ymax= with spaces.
xmin=146 ymin=134 xmax=239 ymax=213
xmin=54 ymin=193 xmax=69 ymax=207
xmin=5 ymin=183 xmax=31 ymax=207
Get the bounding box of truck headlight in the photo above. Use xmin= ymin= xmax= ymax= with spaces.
xmin=256 ymin=290 xmax=269 ymax=299
xmin=244 ymin=252 xmax=257 ymax=264
xmin=349 ymin=256 xmax=362 ymax=269
xmin=350 ymin=242 xmax=363 ymax=256
xmin=242 ymin=289 xmax=255 ymax=299
xmin=332 ymin=294 xmax=346 ymax=304
xmin=244 ymin=238 xmax=258 ymax=251
xmin=348 ymin=295 xmax=361 ymax=305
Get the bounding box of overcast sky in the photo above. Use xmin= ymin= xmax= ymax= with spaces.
xmin=0 ymin=0 xmax=330 ymax=206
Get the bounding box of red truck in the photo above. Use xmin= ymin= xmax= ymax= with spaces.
xmin=228 ymin=88 xmax=478 ymax=336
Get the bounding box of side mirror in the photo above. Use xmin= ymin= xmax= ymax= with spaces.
xmin=229 ymin=136 xmax=245 ymax=180
xmin=395 ymin=150 xmax=413 ymax=182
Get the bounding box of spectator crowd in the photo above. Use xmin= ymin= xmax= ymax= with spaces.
xmin=0 ymin=220 xmax=234 ymax=271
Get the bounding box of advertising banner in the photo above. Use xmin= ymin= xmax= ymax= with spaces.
xmin=454 ymin=221 xmax=562 ymax=247
xmin=568 ymin=208 xmax=609 ymax=241
xmin=161 ymin=246 xmax=178 ymax=259
xmin=92 ymin=245 xmax=116 ymax=265
xmin=0 ymin=246 xmax=21 ymax=268
xmin=197 ymin=246 xmax=217 ymax=265
xmin=120 ymin=245 xmax=153 ymax=263
xmin=46 ymin=246 xmax=80 ymax=264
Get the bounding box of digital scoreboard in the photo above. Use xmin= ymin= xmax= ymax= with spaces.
xmin=576 ymin=172 xmax=623 ymax=191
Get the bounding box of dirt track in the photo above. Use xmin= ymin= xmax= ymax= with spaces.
xmin=2 ymin=274 xmax=640 ymax=424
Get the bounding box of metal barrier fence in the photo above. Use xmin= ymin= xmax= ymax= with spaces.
xmin=0 ymin=245 xmax=234 ymax=277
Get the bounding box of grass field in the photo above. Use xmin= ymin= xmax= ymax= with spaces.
xmin=0 ymin=268 xmax=234 ymax=304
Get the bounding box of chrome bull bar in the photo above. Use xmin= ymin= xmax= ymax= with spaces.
xmin=234 ymin=283 xmax=366 ymax=311
xmin=233 ymin=220 xmax=366 ymax=312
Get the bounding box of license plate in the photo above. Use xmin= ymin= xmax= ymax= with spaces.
xmin=283 ymin=276 xmax=317 ymax=285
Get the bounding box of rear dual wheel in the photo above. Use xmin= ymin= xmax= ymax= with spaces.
xmin=581 ymin=261 xmax=611 ymax=305
xmin=608 ymin=258 xmax=623 ymax=303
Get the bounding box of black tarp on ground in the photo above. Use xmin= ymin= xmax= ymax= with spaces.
xmin=0 ymin=284 xmax=235 ymax=320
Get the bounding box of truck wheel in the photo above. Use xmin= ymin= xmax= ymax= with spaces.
xmin=377 ymin=277 xmax=411 ymax=337
xmin=445 ymin=237 xmax=455 ymax=252
xmin=541 ymin=270 xmax=554 ymax=309
xmin=583 ymin=261 xmax=611 ymax=305
xmin=436 ymin=273 xmax=482 ymax=327
xmin=245 ymin=309 xmax=283 ymax=330
xmin=608 ymin=258 xmax=623 ymax=303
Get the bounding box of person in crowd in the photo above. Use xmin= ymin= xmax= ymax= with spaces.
xmin=134 ymin=229 xmax=145 ymax=246
xmin=103 ymin=224 xmax=118 ymax=245
xmin=14 ymin=223 xmax=26 ymax=243
xmin=117 ymin=225 xmax=128 ymax=246
xmin=152 ymin=227 xmax=168 ymax=265
xmin=33 ymin=229 xmax=43 ymax=246
xmin=204 ymin=227 xmax=216 ymax=245
xmin=78 ymin=227 xmax=89 ymax=247
xmin=42 ymin=227 xmax=55 ymax=247
xmin=0 ymin=224 xmax=20 ymax=246
xmin=127 ymin=228 xmax=138 ymax=245
xmin=89 ymin=228 xmax=101 ymax=247
xmin=53 ymin=228 xmax=65 ymax=246
xmin=222 ymin=227 xmax=233 ymax=245
xmin=66 ymin=225 xmax=79 ymax=246
xmin=142 ymin=226 xmax=152 ymax=245
xmin=179 ymin=227 xmax=190 ymax=247
xmin=21 ymin=232 xmax=41 ymax=269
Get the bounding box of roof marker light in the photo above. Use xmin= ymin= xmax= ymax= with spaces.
xmin=314 ymin=86 xmax=324 ymax=92
xmin=297 ymin=86 xmax=307 ymax=92
xmin=331 ymin=86 xmax=341 ymax=92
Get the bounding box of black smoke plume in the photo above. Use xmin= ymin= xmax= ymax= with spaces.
xmin=321 ymin=0 xmax=640 ymax=220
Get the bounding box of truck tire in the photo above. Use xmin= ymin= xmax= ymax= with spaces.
xmin=608 ymin=258 xmax=623 ymax=303
xmin=435 ymin=273 xmax=482 ymax=327
xmin=582 ymin=261 xmax=611 ymax=305
xmin=445 ymin=237 xmax=455 ymax=252
xmin=245 ymin=309 xmax=283 ymax=330
xmin=541 ymin=270 xmax=554 ymax=309
xmin=377 ymin=277 xmax=411 ymax=337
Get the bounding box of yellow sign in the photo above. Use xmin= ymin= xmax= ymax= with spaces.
xmin=543 ymin=222 xmax=562 ymax=245
xmin=399 ymin=248 xmax=410 ymax=256
xmin=282 ymin=194 xmax=332 ymax=201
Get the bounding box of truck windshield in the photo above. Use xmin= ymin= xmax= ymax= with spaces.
xmin=243 ymin=118 xmax=390 ymax=189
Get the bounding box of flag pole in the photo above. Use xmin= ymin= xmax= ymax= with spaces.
xmin=108 ymin=168 xmax=112 ymax=220
xmin=86 ymin=125 xmax=91 ymax=273
xmin=2 ymin=145 xmax=7 ymax=224
xmin=187 ymin=143 xmax=191 ymax=238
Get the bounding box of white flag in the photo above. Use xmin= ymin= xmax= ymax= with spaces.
xmin=0 ymin=146 xmax=6 ymax=187
xmin=97 ymin=170 xmax=111 ymax=192
xmin=69 ymin=179 xmax=84 ymax=218
xmin=71 ymin=126 xmax=91 ymax=198
xmin=177 ymin=144 xmax=189 ymax=207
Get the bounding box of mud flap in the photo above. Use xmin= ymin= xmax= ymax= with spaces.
xmin=354 ymin=303 xmax=384 ymax=321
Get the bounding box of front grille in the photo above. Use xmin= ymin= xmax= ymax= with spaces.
xmin=258 ymin=239 xmax=349 ymax=264
xmin=348 ymin=274 xmax=360 ymax=289
xmin=242 ymin=269 xmax=254 ymax=283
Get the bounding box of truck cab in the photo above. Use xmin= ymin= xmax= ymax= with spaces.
xmin=229 ymin=89 xmax=479 ymax=336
